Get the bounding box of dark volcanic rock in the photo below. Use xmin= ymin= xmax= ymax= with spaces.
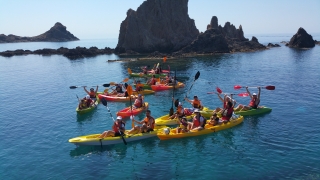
xmin=115 ymin=0 xmax=199 ymax=54
xmin=179 ymin=28 xmax=229 ymax=54
xmin=177 ymin=16 xmax=265 ymax=54
xmin=0 ymin=46 xmax=114 ymax=60
xmin=288 ymin=27 xmax=315 ymax=48
xmin=0 ymin=22 xmax=79 ymax=43
xmin=267 ymin=43 xmax=280 ymax=47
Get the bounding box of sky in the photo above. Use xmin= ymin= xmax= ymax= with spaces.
xmin=0 ymin=0 xmax=319 ymax=39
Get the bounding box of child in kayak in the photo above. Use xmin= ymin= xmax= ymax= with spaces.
xmin=176 ymin=116 xmax=190 ymax=133
xmin=207 ymin=113 xmax=220 ymax=126
xmin=78 ymin=99 xmax=88 ymax=110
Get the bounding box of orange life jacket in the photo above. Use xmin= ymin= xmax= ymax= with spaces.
xmin=193 ymin=99 xmax=201 ymax=108
xmin=143 ymin=116 xmax=155 ymax=129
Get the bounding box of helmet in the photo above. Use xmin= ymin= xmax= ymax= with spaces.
xmin=163 ymin=128 xmax=170 ymax=135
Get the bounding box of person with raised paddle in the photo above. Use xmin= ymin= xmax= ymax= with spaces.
xmin=234 ymin=87 xmax=261 ymax=111
xmin=127 ymin=110 xmax=155 ymax=134
xmin=185 ymin=95 xmax=203 ymax=111
xmin=84 ymin=86 xmax=98 ymax=101
xmin=147 ymin=75 xmax=157 ymax=85
xmin=98 ymin=116 xmax=126 ymax=138
xmin=214 ymin=94 xmax=236 ymax=114
xmin=169 ymin=101 xmax=185 ymax=119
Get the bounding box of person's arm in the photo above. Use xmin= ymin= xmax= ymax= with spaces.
xmin=257 ymin=87 xmax=261 ymax=106
xmin=217 ymin=93 xmax=223 ymax=102
xmin=133 ymin=119 xmax=144 ymax=124
xmin=246 ymin=87 xmax=252 ymax=99
xmin=200 ymin=117 xmax=205 ymax=127
xmin=95 ymin=86 xmax=99 ymax=94
xmin=84 ymin=86 xmax=89 ymax=94
xmin=184 ymin=97 xmax=192 ymax=103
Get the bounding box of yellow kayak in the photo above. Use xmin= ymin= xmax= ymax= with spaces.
xmin=155 ymin=107 xmax=209 ymax=126
xmin=69 ymin=125 xmax=167 ymax=146
xmin=157 ymin=115 xmax=243 ymax=140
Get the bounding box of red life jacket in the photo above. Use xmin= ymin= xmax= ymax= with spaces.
xmin=221 ymin=107 xmax=233 ymax=121
xmin=112 ymin=121 xmax=125 ymax=132
xmin=249 ymin=98 xmax=259 ymax=108
xmin=193 ymin=115 xmax=205 ymax=127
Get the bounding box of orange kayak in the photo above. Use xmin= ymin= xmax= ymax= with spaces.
xmin=151 ymin=82 xmax=185 ymax=91
xmin=116 ymin=102 xmax=149 ymax=118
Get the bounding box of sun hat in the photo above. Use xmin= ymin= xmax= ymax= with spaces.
xmin=252 ymin=93 xmax=257 ymax=96
xmin=116 ymin=116 xmax=122 ymax=120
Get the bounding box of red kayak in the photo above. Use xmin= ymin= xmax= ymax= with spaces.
xmin=147 ymin=70 xmax=170 ymax=74
xmin=150 ymin=82 xmax=185 ymax=91
xmin=98 ymin=94 xmax=137 ymax=102
xmin=116 ymin=102 xmax=149 ymax=118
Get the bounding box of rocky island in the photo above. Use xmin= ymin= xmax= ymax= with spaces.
xmin=1 ymin=0 xmax=318 ymax=60
xmin=0 ymin=22 xmax=79 ymax=43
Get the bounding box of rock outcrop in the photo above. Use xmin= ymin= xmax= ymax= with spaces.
xmin=178 ymin=16 xmax=266 ymax=54
xmin=115 ymin=0 xmax=199 ymax=54
xmin=0 ymin=46 xmax=114 ymax=60
xmin=287 ymin=27 xmax=315 ymax=48
xmin=0 ymin=22 xmax=79 ymax=43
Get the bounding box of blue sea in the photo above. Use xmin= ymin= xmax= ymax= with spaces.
xmin=0 ymin=34 xmax=320 ymax=180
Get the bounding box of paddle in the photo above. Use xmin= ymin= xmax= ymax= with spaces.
xmin=126 ymin=85 xmax=135 ymax=128
xmin=184 ymin=71 xmax=200 ymax=99
xmin=169 ymin=70 xmax=177 ymax=116
xmin=234 ymin=85 xmax=275 ymax=90
xmin=69 ymin=84 xmax=111 ymax=89
xmin=207 ymin=92 xmax=249 ymax=97
xmin=100 ymin=98 xmax=127 ymax=145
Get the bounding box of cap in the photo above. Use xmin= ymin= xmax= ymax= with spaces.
xmin=194 ymin=95 xmax=198 ymax=98
xmin=86 ymin=95 xmax=90 ymax=99
xmin=90 ymin=88 xmax=94 ymax=91
xmin=194 ymin=109 xmax=200 ymax=113
xmin=178 ymin=102 xmax=182 ymax=106
xmin=252 ymin=93 xmax=257 ymax=96
xmin=116 ymin=116 xmax=122 ymax=120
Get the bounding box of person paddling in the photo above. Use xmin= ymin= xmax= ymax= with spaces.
xmin=185 ymin=95 xmax=203 ymax=111
xmin=98 ymin=116 xmax=125 ymax=138
xmin=128 ymin=110 xmax=155 ymax=134
xmin=190 ymin=109 xmax=206 ymax=131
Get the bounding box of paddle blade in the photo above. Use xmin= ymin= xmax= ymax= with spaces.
xmin=216 ymin=87 xmax=222 ymax=94
xmin=234 ymin=85 xmax=242 ymax=90
xmin=127 ymin=85 xmax=133 ymax=96
xmin=169 ymin=107 xmax=174 ymax=116
xmin=101 ymin=98 xmax=107 ymax=106
xmin=238 ymin=93 xmax=249 ymax=97
xmin=265 ymin=86 xmax=275 ymax=90
xmin=123 ymin=78 xmax=129 ymax=82
xmin=69 ymin=86 xmax=77 ymax=89
xmin=174 ymin=99 xmax=179 ymax=107
xmin=127 ymin=68 xmax=132 ymax=74
xmin=195 ymin=71 xmax=200 ymax=81
xmin=102 ymin=84 xmax=110 ymax=87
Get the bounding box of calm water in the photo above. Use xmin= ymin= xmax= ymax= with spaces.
xmin=1 ymin=35 xmax=320 ymax=180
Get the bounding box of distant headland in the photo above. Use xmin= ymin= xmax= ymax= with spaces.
xmin=0 ymin=0 xmax=319 ymax=60
xmin=0 ymin=22 xmax=79 ymax=43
